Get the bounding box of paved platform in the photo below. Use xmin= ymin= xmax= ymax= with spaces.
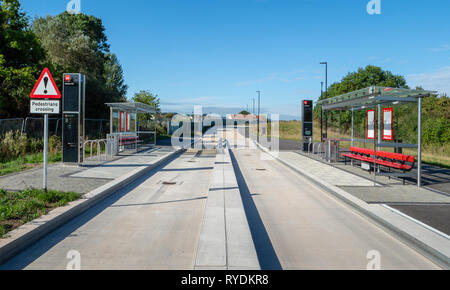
xmin=274 ymin=136 xmax=450 ymax=194
xmin=0 ymin=147 xmax=177 ymax=194
xmin=277 ymin=151 xmax=378 ymax=187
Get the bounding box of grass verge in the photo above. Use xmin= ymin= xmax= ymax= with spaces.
xmin=0 ymin=153 xmax=62 ymax=177
xmin=0 ymin=188 xmax=80 ymax=238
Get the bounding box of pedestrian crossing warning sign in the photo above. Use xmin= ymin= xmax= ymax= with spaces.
xmin=30 ymin=68 xmax=61 ymax=99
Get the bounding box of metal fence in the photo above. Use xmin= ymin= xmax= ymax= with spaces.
xmin=0 ymin=117 xmax=171 ymax=140
xmin=0 ymin=118 xmax=110 ymax=139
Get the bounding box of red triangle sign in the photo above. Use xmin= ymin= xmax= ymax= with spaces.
xmin=30 ymin=68 xmax=61 ymax=99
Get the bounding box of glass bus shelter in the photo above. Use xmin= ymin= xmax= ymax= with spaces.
xmin=317 ymin=86 xmax=436 ymax=187
xmin=106 ymin=102 xmax=158 ymax=154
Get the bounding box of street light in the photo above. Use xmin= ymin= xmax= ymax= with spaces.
xmin=252 ymin=98 xmax=255 ymax=116
xmin=321 ymin=81 xmax=324 ymax=142
xmin=320 ymin=62 xmax=328 ymax=141
xmin=256 ymin=91 xmax=261 ymax=142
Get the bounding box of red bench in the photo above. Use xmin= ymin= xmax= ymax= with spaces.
xmin=119 ymin=136 xmax=142 ymax=146
xmin=342 ymin=147 xmax=415 ymax=172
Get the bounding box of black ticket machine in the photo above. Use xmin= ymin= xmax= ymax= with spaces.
xmin=302 ymin=100 xmax=313 ymax=152
xmin=62 ymin=73 xmax=86 ymax=164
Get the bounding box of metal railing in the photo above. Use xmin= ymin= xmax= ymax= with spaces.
xmin=305 ymin=140 xmax=340 ymax=163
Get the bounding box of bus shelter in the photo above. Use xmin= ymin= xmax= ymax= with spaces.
xmin=317 ymin=86 xmax=436 ymax=187
xmin=106 ymin=102 xmax=158 ymax=154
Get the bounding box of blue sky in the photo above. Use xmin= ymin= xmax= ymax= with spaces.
xmin=21 ymin=0 xmax=450 ymax=119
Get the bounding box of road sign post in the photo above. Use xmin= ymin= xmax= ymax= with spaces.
xmin=43 ymin=114 xmax=48 ymax=191
xmin=30 ymin=68 xmax=61 ymax=191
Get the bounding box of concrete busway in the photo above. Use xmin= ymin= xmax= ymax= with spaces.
xmin=0 ymin=126 xmax=445 ymax=270
xmin=225 ymin=128 xmax=441 ymax=270
xmin=0 ymin=148 xmax=216 ymax=269
xmin=0 ymin=128 xmax=259 ymax=270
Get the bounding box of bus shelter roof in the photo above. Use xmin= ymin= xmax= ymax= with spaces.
xmin=105 ymin=102 xmax=157 ymax=114
xmin=317 ymin=86 xmax=436 ymax=111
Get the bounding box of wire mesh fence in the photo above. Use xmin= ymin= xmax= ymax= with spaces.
xmin=0 ymin=117 xmax=110 ymax=140
xmin=0 ymin=118 xmax=25 ymax=137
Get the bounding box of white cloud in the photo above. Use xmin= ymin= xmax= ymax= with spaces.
xmin=430 ymin=44 xmax=450 ymax=52
xmin=407 ymin=66 xmax=450 ymax=95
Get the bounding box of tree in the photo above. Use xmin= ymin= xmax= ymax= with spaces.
xmin=132 ymin=90 xmax=160 ymax=122
xmin=104 ymin=53 xmax=128 ymax=100
xmin=239 ymin=110 xmax=250 ymax=116
xmin=325 ymin=65 xmax=408 ymax=99
xmin=132 ymin=90 xmax=160 ymax=111
xmin=315 ymin=65 xmax=409 ymax=132
xmin=421 ymin=94 xmax=450 ymax=145
xmin=32 ymin=12 xmax=126 ymax=118
xmin=0 ymin=0 xmax=46 ymax=118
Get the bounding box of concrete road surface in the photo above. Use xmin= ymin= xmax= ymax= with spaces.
xmin=230 ymin=148 xmax=440 ymax=270
xmin=0 ymin=150 xmax=214 ymax=270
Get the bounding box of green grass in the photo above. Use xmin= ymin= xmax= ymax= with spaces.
xmin=0 ymin=188 xmax=80 ymax=238
xmin=0 ymin=153 xmax=62 ymax=177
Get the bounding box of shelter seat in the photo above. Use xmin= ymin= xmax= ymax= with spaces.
xmin=119 ymin=136 xmax=141 ymax=147
xmin=342 ymin=147 xmax=415 ymax=175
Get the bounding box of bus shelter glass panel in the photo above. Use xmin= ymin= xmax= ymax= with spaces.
xmin=112 ymin=111 xmax=119 ymax=133
xmin=129 ymin=113 xmax=137 ymax=132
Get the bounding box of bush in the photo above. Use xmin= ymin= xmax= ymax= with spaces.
xmin=0 ymin=131 xmax=27 ymax=161
xmin=27 ymin=138 xmax=43 ymax=154
xmin=423 ymin=117 xmax=450 ymax=146
xmin=49 ymin=135 xmax=62 ymax=155
xmin=0 ymin=131 xmax=62 ymax=163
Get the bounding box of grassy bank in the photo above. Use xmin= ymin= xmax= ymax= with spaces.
xmin=0 ymin=188 xmax=80 ymax=238
xmin=0 ymin=153 xmax=62 ymax=177
xmin=269 ymin=121 xmax=450 ymax=168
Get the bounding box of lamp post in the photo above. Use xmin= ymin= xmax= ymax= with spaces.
xmin=253 ymin=98 xmax=255 ymax=116
xmin=320 ymin=62 xmax=328 ymax=140
xmin=320 ymin=81 xmax=324 ymax=142
xmin=256 ymin=91 xmax=261 ymax=143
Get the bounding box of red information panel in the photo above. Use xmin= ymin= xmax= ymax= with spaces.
xmin=383 ymin=108 xmax=394 ymax=141
xmin=367 ymin=110 xmax=375 ymax=140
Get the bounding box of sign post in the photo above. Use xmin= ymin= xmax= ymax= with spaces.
xmin=43 ymin=114 xmax=48 ymax=190
xmin=30 ymin=68 xmax=61 ymax=191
